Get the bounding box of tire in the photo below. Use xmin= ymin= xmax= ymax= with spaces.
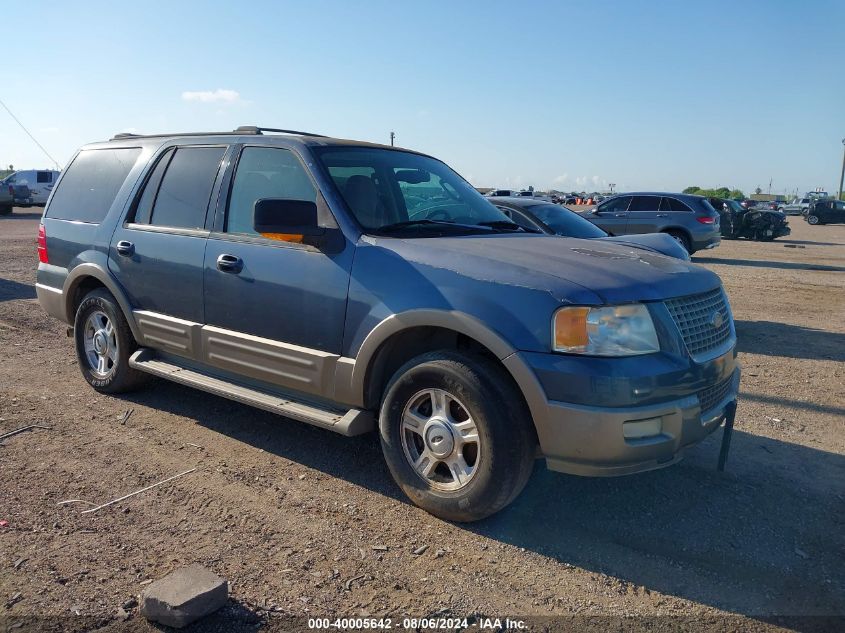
xmin=665 ymin=230 xmax=692 ymax=254
xmin=378 ymin=350 xmax=536 ymax=522
xmin=806 ymin=215 xmax=820 ymax=225
xmin=74 ymin=289 xmax=149 ymax=393
xmin=0 ymin=205 xmax=12 ymax=216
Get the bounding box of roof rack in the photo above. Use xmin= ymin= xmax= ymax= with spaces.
xmin=110 ymin=126 xmax=326 ymax=141
xmin=233 ymin=126 xmax=326 ymax=137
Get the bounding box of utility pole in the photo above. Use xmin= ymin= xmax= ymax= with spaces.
xmin=390 ymin=131 xmax=395 ymax=147
xmin=609 ymin=183 xmax=616 ymax=194
xmin=839 ymin=137 xmax=845 ymax=201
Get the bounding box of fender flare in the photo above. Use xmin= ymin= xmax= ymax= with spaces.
xmin=63 ymin=263 xmax=141 ymax=340
xmin=341 ymin=310 xmax=519 ymax=407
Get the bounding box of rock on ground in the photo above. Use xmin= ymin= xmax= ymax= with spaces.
xmin=140 ymin=564 xmax=228 ymax=628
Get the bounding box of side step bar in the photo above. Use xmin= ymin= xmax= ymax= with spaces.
xmin=128 ymin=349 xmax=374 ymax=436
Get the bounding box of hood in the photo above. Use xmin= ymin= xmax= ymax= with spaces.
xmin=600 ymin=232 xmax=690 ymax=261
xmin=374 ymin=234 xmax=721 ymax=304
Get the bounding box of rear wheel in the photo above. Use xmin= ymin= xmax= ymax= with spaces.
xmin=74 ymin=289 xmax=149 ymax=393
xmin=665 ymin=230 xmax=692 ymax=254
xmin=379 ymin=350 xmax=536 ymax=522
xmin=0 ymin=205 xmax=12 ymax=216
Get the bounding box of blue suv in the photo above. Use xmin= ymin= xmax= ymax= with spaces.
xmin=35 ymin=126 xmax=740 ymax=521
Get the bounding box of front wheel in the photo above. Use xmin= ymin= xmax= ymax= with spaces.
xmin=379 ymin=351 xmax=536 ymax=522
xmin=806 ymin=214 xmax=820 ymax=225
xmin=0 ymin=205 xmax=12 ymax=216
xmin=74 ymin=289 xmax=149 ymax=393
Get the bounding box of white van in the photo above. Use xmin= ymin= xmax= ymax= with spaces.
xmin=1 ymin=169 xmax=60 ymax=205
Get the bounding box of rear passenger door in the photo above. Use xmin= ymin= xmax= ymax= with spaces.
xmin=109 ymin=145 xmax=228 ymax=356
xmin=201 ymin=145 xmax=354 ymax=395
xmin=625 ymin=195 xmax=663 ymax=234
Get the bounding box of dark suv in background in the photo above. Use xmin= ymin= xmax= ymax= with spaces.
xmin=580 ymin=192 xmax=721 ymax=254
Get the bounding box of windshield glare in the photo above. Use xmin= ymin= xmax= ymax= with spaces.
xmin=529 ymin=204 xmax=607 ymax=238
xmin=315 ymin=147 xmax=512 ymax=233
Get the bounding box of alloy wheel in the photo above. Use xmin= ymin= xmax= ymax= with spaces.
xmin=400 ymin=388 xmax=481 ymax=491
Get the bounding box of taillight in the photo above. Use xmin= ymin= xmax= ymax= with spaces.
xmin=37 ymin=224 xmax=49 ymax=263
xmin=696 ymin=217 xmax=716 ymax=224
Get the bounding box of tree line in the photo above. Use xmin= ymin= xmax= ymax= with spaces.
xmin=682 ymin=186 xmax=745 ymax=199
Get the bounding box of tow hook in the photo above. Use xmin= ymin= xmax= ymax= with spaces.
xmin=66 ymin=327 xmax=74 ymax=338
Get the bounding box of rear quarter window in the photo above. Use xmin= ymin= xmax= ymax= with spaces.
xmin=45 ymin=148 xmax=141 ymax=223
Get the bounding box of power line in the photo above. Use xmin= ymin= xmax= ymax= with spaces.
xmin=0 ymin=97 xmax=60 ymax=169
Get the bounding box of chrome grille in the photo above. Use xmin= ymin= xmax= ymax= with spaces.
xmin=664 ymin=287 xmax=732 ymax=359
xmin=698 ymin=377 xmax=733 ymax=413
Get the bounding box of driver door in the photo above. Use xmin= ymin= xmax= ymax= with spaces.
xmin=202 ymin=145 xmax=354 ymax=393
xmin=589 ymin=195 xmax=632 ymax=235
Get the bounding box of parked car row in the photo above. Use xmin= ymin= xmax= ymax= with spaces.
xmin=34 ymin=127 xmax=739 ymax=521
xmin=490 ymin=197 xmax=690 ymax=260
xmin=0 ymin=169 xmax=60 ymax=207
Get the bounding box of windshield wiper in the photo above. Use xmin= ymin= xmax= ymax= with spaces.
xmin=375 ymin=219 xmax=493 ymax=234
xmin=477 ymin=220 xmax=539 ymax=233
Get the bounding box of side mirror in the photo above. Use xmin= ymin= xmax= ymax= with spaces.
xmin=253 ymin=198 xmax=325 ymax=238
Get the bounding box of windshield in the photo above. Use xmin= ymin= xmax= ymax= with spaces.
xmin=529 ymin=204 xmax=607 ymax=238
xmin=315 ymin=147 xmax=513 ymax=235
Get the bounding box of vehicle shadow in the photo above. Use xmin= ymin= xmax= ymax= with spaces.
xmin=694 ymin=257 xmax=845 ymax=273
xmin=734 ymin=320 xmax=845 ymax=362
xmin=0 ymin=277 xmax=36 ymax=302
xmin=118 ymin=381 xmax=845 ymax=625
xmin=778 ymin=238 xmax=844 ymax=247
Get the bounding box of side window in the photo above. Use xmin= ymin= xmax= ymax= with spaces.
xmin=665 ymin=197 xmax=692 ymax=212
xmin=226 ymin=147 xmax=317 ymax=235
xmin=133 ymin=148 xmax=175 ymax=225
xmin=36 ymin=171 xmax=52 ymax=183
xmin=628 ymin=196 xmax=660 ymax=212
xmin=145 ymin=146 xmax=225 ymax=229
xmin=45 ymin=148 xmax=142 ymax=223
xmin=598 ymin=196 xmax=632 ymax=214
xmin=498 ymin=206 xmax=537 ymax=230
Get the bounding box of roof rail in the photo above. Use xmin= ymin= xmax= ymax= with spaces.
xmin=109 ymin=126 xmax=325 ymax=141
xmin=233 ymin=126 xmax=326 ymax=137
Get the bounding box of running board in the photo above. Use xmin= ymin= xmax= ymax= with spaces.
xmin=128 ymin=349 xmax=374 ymax=436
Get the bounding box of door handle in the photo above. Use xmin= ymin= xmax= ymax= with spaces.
xmin=656 ymin=213 xmax=668 ymax=217
xmin=614 ymin=213 xmax=627 ymax=218
xmin=115 ymin=240 xmax=134 ymax=257
xmin=216 ymin=254 xmax=243 ymax=274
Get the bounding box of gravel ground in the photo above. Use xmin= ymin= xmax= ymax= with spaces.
xmin=1 ymin=208 xmax=843 ymax=632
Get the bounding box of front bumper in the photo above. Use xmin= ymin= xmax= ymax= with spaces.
xmin=507 ymin=350 xmax=740 ymax=477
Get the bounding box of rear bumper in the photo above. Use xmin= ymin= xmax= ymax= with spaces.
xmin=690 ymin=230 xmax=721 ymax=252
xmin=35 ymin=282 xmax=66 ymax=322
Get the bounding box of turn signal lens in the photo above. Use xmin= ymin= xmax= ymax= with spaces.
xmin=553 ymin=307 xmax=589 ymax=351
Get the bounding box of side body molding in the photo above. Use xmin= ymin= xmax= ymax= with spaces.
xmin=334 ymin=310 xmax=520 ymax=408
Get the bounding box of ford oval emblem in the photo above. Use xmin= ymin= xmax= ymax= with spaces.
xmin=710 ymin=311 xmax=724 ymax=329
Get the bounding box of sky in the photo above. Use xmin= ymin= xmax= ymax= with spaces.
xmin=2 ymin=0 xmax=844 ymax=196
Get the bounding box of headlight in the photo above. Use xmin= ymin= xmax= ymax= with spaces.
xmin=553 ymin=304 xmax=659 ymax=356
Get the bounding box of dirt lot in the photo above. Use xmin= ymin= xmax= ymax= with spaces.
xmin=1 ymin=208 xmax=843 ymax=632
